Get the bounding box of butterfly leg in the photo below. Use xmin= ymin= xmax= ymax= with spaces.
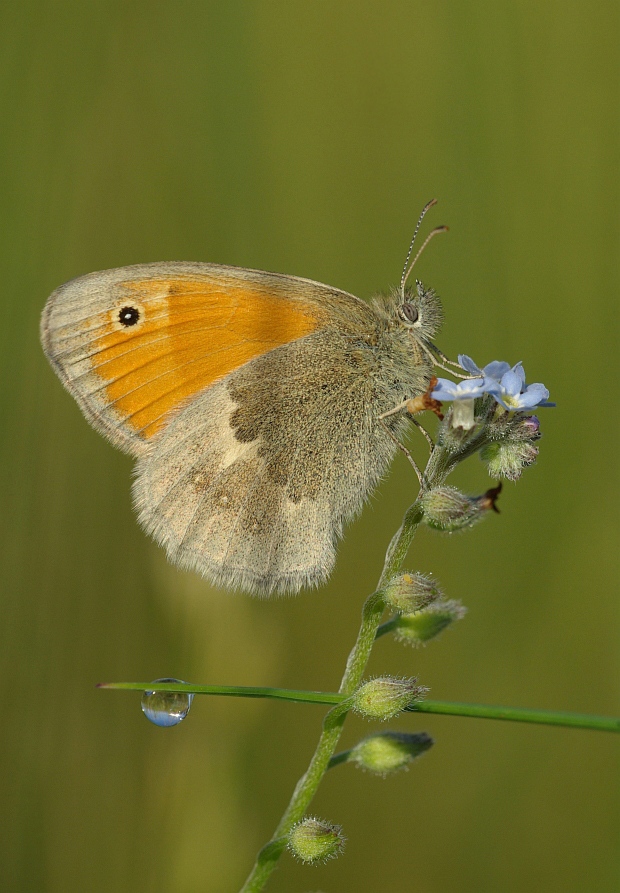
xmin=378 ymin=416 xmax=424 ymax=486
xmin=409 ymin=416 xmax=435 ymax=450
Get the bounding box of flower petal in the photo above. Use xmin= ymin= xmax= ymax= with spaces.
xmin=523 ymin=383 xmax=549 ymax=401
xmin=514 ymin=383 xmax=550 ymax=409
xmin=482 ymin=360 xmax=511 ymax=381
xmin=431 ymin=379 xmax=459 ymax=400
xmin=512 ymin=362 xmax=526 ymax=389
xmin=433 ymin=376 xmax=499 ymax=401
xmin=458 ymin=354 xmax=482 ymax=374
xmin=459 ymin=379 xmax=495 ymax=398
xmin=500 ymin=368 xmax=524 ymax=397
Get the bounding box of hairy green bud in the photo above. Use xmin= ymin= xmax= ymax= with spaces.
xmin=487 ymin=411 xmax=541 ymax=444
xmin=422 ymin=487 xmax=487 ymax=531
xmin=350 ymin=731 xmax=433 ymax=776
xmin=288 ymin=817 xmax=345 ymax=864
xmin=481 ymin=441 xmax=539 ymax=481
xmin=384 ymin=572 xmax=441 ymax=614
xmin=509 ymin=414 xmax=541 ymax=441
xmin=393 ymin=599 xmax=466 ymax=647
xmin=352 ymin=676 xmax=426 ymax=720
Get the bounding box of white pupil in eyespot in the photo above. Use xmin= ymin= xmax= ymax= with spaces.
xmin=119 ymin=306 xmax=140 ymax=326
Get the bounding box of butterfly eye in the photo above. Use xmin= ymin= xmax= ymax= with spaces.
xmin=398 ymin=302 xmax=419 ymax=325
xmin=118 ymin=306 xmax=141 ymax=327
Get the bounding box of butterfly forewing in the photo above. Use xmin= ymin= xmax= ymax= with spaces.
xmin=40 ymin=262 xmax=356 ymax=455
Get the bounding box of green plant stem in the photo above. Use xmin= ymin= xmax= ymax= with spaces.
xmin=238 ymin=501 xmax=425 ymax=893
xmin=99 ymin=681 xmax=620 ymax=733
xmin=375 ymin=616 xmax=400 ymax=639
xmin=327 ymin=749 xmax=352 ymax=769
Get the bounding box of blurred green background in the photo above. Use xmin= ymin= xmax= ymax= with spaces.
xmin=1 ymin=2 xmax=618 ymax=891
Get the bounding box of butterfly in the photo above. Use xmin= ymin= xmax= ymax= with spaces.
xmin=40 ymin=202 xmax=447 ymax=595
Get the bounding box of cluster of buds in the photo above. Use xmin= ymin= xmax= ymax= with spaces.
xmin=290 ymin=354 xmax=553 ymax=875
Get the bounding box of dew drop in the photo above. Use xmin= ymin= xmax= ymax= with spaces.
xmin=141 ymin=678 xmax=194 ymax=727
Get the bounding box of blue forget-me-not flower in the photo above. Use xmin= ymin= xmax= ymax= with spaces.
xmin=432 ymin=355 xmax=553 ymax=411
xmin=487 ymin=362 xmax=553 ymax=410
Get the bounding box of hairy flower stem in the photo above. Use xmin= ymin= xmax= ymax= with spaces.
xmin=238 ymin=495 xmax=429 ymax=891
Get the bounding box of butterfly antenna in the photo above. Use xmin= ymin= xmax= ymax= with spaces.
xmin=401 ymin=225 xmax=449 ymax=296
xmin=400 ymin=198 xmax=439 ymax=298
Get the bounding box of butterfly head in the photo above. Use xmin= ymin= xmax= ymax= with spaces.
xmin=371 ymin=279 xmax=443 ymax=347
xmin=396 ymin=279 xmax=443 ymax=342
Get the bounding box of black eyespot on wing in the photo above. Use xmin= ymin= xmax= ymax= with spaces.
xmin=399 ymin=302 xmax=419 ymax=324
xmin=119 ymin=306 xmax=140 ymax=327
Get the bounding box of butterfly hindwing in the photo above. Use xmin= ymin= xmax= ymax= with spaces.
xmin=133 ymin=328 xmax=398 ymax=594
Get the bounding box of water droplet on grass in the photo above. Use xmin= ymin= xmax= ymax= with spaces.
xmin=141 ymin=678 xmax=193 ymax=727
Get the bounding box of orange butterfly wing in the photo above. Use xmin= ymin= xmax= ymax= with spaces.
xmin=41 ymin=262 xmax=344 ymax=455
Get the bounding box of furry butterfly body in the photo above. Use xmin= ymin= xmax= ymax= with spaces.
xmin=41 ymin=262 xmax=442 ymax=594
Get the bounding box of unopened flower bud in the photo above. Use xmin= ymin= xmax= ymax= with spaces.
xmin=350 ymin=731 xmax=433 ymax=776
xmin=384 ymin=572 xmax=441 ymax=614
xmin=481 ymin=441 xmax=539 ymax=482
xmin=352 ymin=676 xmax=426 ymax=720
xmin=487 ymin=410 xmax=542 ymax=445
xmin=421 ymin=487 xmax=488 ymax=531
xmin=288 ymin=817 xmax=345 ymax=864
xmin=511 ymin=415 xmax=541 ymax=440
xmin=393 ymin=599 xmax=466 ymax=647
